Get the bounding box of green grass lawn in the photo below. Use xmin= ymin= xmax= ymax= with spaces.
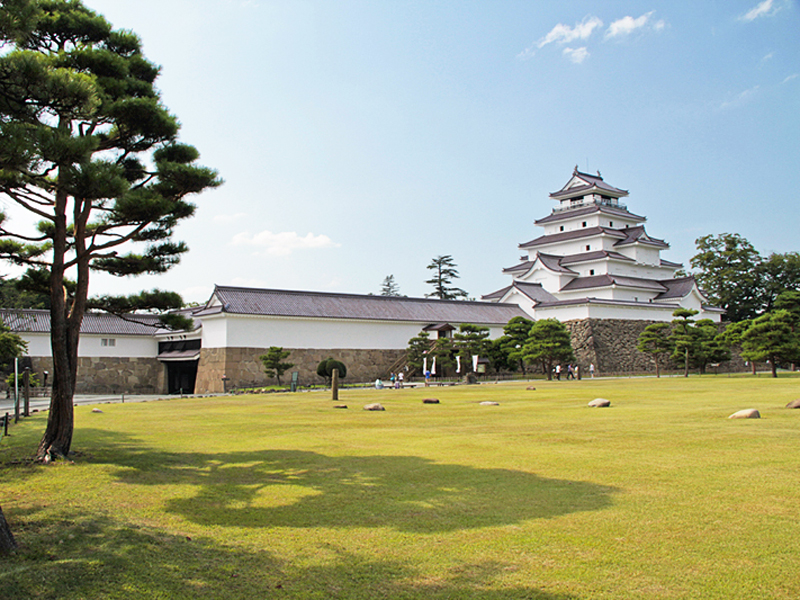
xmin=2 ymin=375 xmax=799 ymax=599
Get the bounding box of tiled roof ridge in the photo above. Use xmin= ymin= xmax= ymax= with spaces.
xmin=211 ymin=284 xmax=497 ymax=307
xmin=519 ymin=225 xmax=625 ymax=248
xmin=534 ymin=204 xmax=646 ymax=225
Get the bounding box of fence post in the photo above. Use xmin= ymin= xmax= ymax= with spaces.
xmin=23 ymin=368 xmax=30 ymax=418
xmin=331 ymin=368 xmax=339 ymax=401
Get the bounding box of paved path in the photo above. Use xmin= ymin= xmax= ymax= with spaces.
xmin=0 ymin=393 xmax=182 ymax=414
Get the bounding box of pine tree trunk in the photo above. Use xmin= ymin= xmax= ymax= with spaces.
xmin=0 ymin=505 xmax=17 ymax=554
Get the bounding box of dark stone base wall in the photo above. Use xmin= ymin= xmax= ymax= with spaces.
xmin=24 ymin=356 xmax=166 ymax=395
xmin=565 ymin=318 xmax=753 ymax=376
xmin=195 ymin=347 xmax=406 ymax=393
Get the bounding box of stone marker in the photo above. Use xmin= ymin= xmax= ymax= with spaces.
xmin=363 ymin=403 xmax=385 ymax=411
xmin=333 ymin=404 xmax=348 ymax=409
xmin=422 ymin=398 xmax=440 ymax=404
xmin=588 ymin=398 xmax=611 ymax=408
xmin=526 ymin=386 xmax=536 ymax=391
xmin=480 ymin=401 xmax=499 ymax=406
xmin=728 ymin=408 xmax=760 ymax=419
xmin=91 ymin=408 xmax=103 ymax=413
xmin=786 ymin=399 xmax=800 ymax=409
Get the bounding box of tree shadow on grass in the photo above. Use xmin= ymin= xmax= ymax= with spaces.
xmin=1 ymin=509 xmax=581 ymax=600
xmin=82 ymin=429 xmax=617 ymax=534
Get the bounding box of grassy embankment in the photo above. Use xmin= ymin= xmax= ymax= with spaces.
xmin=1 ymin=375 xmax=799 ymax=599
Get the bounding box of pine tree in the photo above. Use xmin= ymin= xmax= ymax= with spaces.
xmin=259 ymin=347 xmax=294 ymax=386
xmin=637 ymin=322 xmax=672 ymax=377
xmin=380 ymin=274 xmax=401 ymax=296
xmin=424 ymin=255 xmax=468 ymax=300
xmin=0 ymin=1 xmax=221 ymax=460
xmin=522 ymin=319 xmax=574 ymax=380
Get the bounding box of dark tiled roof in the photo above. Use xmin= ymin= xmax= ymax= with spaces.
xmin=0 ymin=309 xmax=164 ymax=335
xmin=480 ymin=286 xmax=512 ymax=300
xmin=481 ymin=282 xmax=558 ymax=305
xmin=654 ymin=276 xmax=698 ymax=300
xmin=157 ymin=349 xmax=201 ymax=361
xmin=537 ymin=253 xmax=577 ymax=274
xmin=519 ymin=226 xmax=625 ymax=249
xmin=512 ymin=282 xmax=559 ymax=304
xmin=550 ymin=170 xmax=629 ymax=200
xmin=559 ymin=250 xmax=635 ymax=265
xmin=195 ymin=286 xmax=528 ymax=325
xmin=560 ymin=274 xmax=667 ymax=293
xmin=535 ymin=297 xmax=685 ymax=309
xmin=613 ymin=225 xmax=669 ymax=249
xmin=502 ymin=260 xmax=533 ymax=274
xmin=534 ymin=204 xmax=645 ymax=225
xmin=659 ymin=258 xmax=683 ymax=268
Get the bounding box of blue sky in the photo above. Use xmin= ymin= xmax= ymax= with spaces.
xmin=82 ymin=0 xmax=799 ymax=304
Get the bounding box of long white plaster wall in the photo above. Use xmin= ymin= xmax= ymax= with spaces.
xmin=533 ymin=302 xmax=681 ymax=322
xmin=202 ymin=314 xmax=507 ymax=350
xmin=533 ymin=300 xmax=720 ymax=323
xmin=19 ymin=333 xmax=157 ymax=358
xmin=528 ymin=236 xmax=615 ymax=257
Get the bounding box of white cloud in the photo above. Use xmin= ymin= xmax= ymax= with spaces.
xmin=720 ymin=85 xmax=760 ymax=109
xmin=213 ymin=212 xmax=247 ymax=223
xmin=180 ymin=285 xmax=214 ymax=304
xmin=605 ymin=11 xmax=666 ymax=39
xmin=740 ymin=0 xmax=784 ymax=21
xmin=518 ymin=15 xmax=602 ymax=59
xmin=231 ymin=230 xmax=340 ymax=256
xmin=563 ymin=47 xmax=590 ymax=64
xmin=230 ymin=276 xmax=272 ymax=289
xmin=782 ymin=73 xmax=799 ymax=84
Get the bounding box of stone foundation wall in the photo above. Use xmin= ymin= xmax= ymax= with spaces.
xmin=194 ymin=347 xmax=406 ymax=393
xmin=565 ymin=318 xmax=754 ymax=376
xmin=23 ymin=356 xmax=166 ymax=394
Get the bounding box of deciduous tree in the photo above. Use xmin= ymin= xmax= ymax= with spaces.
xmin=759 ymin=252 xmax=800 ymax=313
xmin=690 ymin=233 xmax=762 ymax=322
xmin=0 ymin=1 xmax=221 ymax=460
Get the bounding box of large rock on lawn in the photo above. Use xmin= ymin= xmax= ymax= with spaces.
xmin=786 ymin=399 xmax=800 ymax=409
xmin=363 ymin=403 xmax=385 ymax=411
xmin=588 ymin=398 xmax=610 ymax=408
xmin=728 ymin=409 xmax=760 ymax=419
